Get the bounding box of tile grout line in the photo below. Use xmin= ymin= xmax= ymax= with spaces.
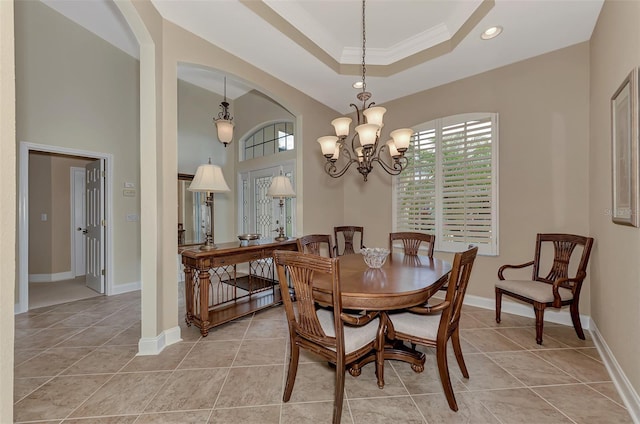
xmin=387 ymin=360 xmax=429 ymax=423
xmin=207 ymin=310 xmax=257 ymax=422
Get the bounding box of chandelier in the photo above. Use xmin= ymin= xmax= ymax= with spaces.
xmin=214 ymin=76 xmax=234 ymax=147
xmin=317 ymin=0 xmax=413 ymax=182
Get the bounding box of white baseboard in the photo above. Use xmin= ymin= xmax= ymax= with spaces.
xmin=137 ymin=326 xmax=182 ymax=356
xmin=590 ymin=319 xmax=640 ymax=423
xmin=109 ymin=281 xmax=141 ymax=296
xmin=28 ymin=271 xmax=74 ymax=283
xmin=462 ymin=294 xmax=590 ymax=330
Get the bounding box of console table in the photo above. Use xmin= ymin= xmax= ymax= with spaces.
xmin=181 ymin=238 xmax=297 ymax=336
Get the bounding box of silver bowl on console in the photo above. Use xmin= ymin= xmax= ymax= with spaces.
xmin=238 ymin=234 xmax=261 ymax=246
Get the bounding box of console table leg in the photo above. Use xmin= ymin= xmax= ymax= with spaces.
xmin=199 ymin=268 xmax=211 ymax=337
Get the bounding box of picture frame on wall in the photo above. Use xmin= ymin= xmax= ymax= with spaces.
xmin=611 ymin=67 xmax=639 ymax=227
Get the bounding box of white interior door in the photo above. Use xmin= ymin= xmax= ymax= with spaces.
xmin=85 ymin=159 xmax=105 ymax=293
xmin=71 ymin=167 xmax=86 ymax=277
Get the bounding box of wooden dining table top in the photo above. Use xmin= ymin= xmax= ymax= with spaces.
xmin=313 ymin=253 xmax=452 ymax=311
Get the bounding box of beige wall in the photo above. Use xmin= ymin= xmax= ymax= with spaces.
xmin=234 ymin=89 xmax=295 ymax=140
xmin=589 ymin=0 xmax=640 ymax=398
xmin=28 ymin=153 xmax=92 ymax=275
xmin=0 ymin=0 xmax=15 ymax=421
xmin=177 ymin=79 xmax=230 ymax=173
xmin=342 ymin=43 xmax=591 ymax=308
xmin=15 ymin=0 xmax=141 ymax=290
xmin=28 ymin=152 xmax=52 ymax=274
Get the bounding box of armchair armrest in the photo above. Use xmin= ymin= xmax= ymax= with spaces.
xmin=551 ymin=271 xmax=586 ymax=307
xmin=498 ymin=260 xmax=535 ymax=280
xmin=406 ymin=300 xmax=451 ymax=315
xmin=340 ymin=310 xmax=379 ymax=326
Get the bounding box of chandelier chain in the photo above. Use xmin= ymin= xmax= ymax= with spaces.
xmin=223 ymin=76 xmax=227 ymax=101
xmin=316 ymin=0 xmax=412 ymax=181
xmin=361 ymin=0 xmax=366 ymax=95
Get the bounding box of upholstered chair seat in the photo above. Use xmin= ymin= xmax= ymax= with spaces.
xmin=317 ymin=308 xmax=380 ymax=353
xmin=386 ymin=311 xmax=440 ymax=340
xmin=495 ymin=280 xmax=574 ymax=303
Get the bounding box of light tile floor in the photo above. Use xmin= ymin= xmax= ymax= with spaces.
xmin=13 ymin=290 xmax=633 ymax=423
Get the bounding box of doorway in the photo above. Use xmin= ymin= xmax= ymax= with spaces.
xmin=17 ymin=142 xmax=113 ymax=313
xmin=239 ymin=162 xmax=296 ymax=239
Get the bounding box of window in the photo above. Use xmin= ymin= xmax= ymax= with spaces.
xmin=243 ymin=122 xmax=294 ymax=160
xmin=393 ymin=113 xmax=498 ymax=255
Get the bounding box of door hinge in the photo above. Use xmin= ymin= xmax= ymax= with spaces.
xmin=101 ymin=219 xmax=107 ymax=226
xmin=101 ymin=170 xmax=106 ymax=178
xmin=101 ymin=269 xmax=105 ymax=276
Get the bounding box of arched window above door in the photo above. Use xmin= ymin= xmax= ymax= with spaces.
xmin=242 ymin=121 xmax=294 ymax=161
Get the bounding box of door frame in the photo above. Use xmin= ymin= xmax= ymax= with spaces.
xmin=17 ymin=141 xmax=114 ymax=314
xmin=70 ymin=166 xmax=86 ymax=278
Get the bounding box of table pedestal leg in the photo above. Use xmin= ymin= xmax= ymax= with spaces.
xmin=348 ymin=342 xmax=426 ymax=388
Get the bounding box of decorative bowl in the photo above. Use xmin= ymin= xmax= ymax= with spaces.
xmin=361 ymin=247 xmax=390 ymax=268
xmin=238 ymin=234 xmax=261 ymax=241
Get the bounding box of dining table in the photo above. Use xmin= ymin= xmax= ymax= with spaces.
xmin=312 ymin=252 xmax=452 ymax=388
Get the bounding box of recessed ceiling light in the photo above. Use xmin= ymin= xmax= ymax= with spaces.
xmin=353 ymin=81 xmax=364 ymax=89
xmin=481 ymin=26 xmax=503 ymax=40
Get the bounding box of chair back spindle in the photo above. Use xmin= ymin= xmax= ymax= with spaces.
xmin=389 ymin=232 xmax=435 ymax=258
xmin=297 ymin=234 xmax=335 ymax=258
xmin=334 ymin=226 xmax=365 ymax=256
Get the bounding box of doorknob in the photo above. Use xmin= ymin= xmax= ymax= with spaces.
xmin=77 ymin=227 xmax=88 ymax=234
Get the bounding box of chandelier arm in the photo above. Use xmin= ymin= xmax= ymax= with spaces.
xmin=350 ymin=133 xmax=359 ymax=154
xmin=338 ymin=141 xmax=354 ymax=161
xmin=350 ymin=103 xmax=363 ymax=125
xmin=371 ymin=144 xmax=409 ymax=175
xmin=325 ymin=158 xmax=359 ymax=179
xmin=370 ymin=156 xmax=404 ymax=176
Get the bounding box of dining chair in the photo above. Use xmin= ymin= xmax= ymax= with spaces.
xmin=334 ymin=226 xmax=365 ymax=256
xmin=495 ymin=233 xmax=594 ymax=345
xmin=296 ymin=234 xmax=335 ymax=258
xmin=385 ymin=246 xmax=478 ymax=411
xmin=273 ymin=250 xmax=384 ymax=424
xmin=389 ymin=231 xmax=435 ymax=258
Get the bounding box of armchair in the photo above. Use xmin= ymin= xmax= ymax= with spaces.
xmin=495 ymin=233 xmax=594 ymax=345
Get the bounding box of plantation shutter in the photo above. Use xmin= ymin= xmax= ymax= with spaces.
xmin=396 ymin=128 xmax=436 ymax=233
xmin=440 ymin=115 xmax=496 ymax=253
xmin=393 ymin=113 xmax=498 ymax=256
